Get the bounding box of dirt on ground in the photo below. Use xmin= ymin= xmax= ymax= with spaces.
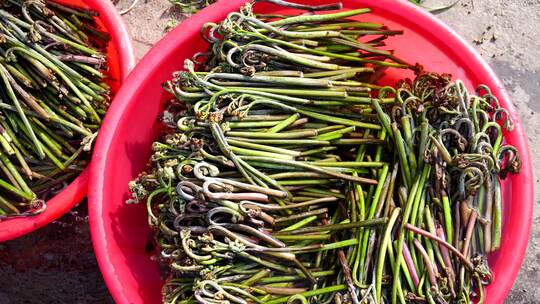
xmin=0 ymin=204 xmax=114 ymax=304
xmin=1 ymin=0 xmax=539 ymax=303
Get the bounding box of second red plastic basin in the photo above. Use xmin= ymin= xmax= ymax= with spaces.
xmin=0 ymin=0 xmax=136 ymax=242
xmin=88 ymin=0 xmax=534 ymax=303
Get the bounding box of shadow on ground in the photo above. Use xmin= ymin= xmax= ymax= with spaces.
xmin=0 ymin=203 xmax=114 ymax=304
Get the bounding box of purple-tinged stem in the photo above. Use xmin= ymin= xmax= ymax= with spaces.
xmin=404 ymin=223 xmax=474 ymax=270
xmin=402 ymin=242 xmax=420 ymax=288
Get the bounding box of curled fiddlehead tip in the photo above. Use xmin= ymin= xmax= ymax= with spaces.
xmin=127 ymin=181 xmax=148 ymax=204
xmin=28 ymin=26 xmax=42 ymax=42
xmin=497 ymin=145 xmax=521 ymax=179
xmin=493 ymin=108 xmax=514 ymax=131
xmin=183 ymin=58 xmax=196 ymax=72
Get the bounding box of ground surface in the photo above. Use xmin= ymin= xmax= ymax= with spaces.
xmin=1 ymin=0 xmax=538 ymax=303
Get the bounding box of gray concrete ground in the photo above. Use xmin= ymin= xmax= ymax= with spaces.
xmin=1 ymin=0 xmax=538 ymax=303
xmin=0 ymin=204 xmax=114 ymax=304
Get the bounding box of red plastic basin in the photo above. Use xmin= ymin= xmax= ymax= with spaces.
xmin=0 ymin=0 xmax=136 ymax=242
xmin=88 ymin=0 xmax=534 ymax=303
